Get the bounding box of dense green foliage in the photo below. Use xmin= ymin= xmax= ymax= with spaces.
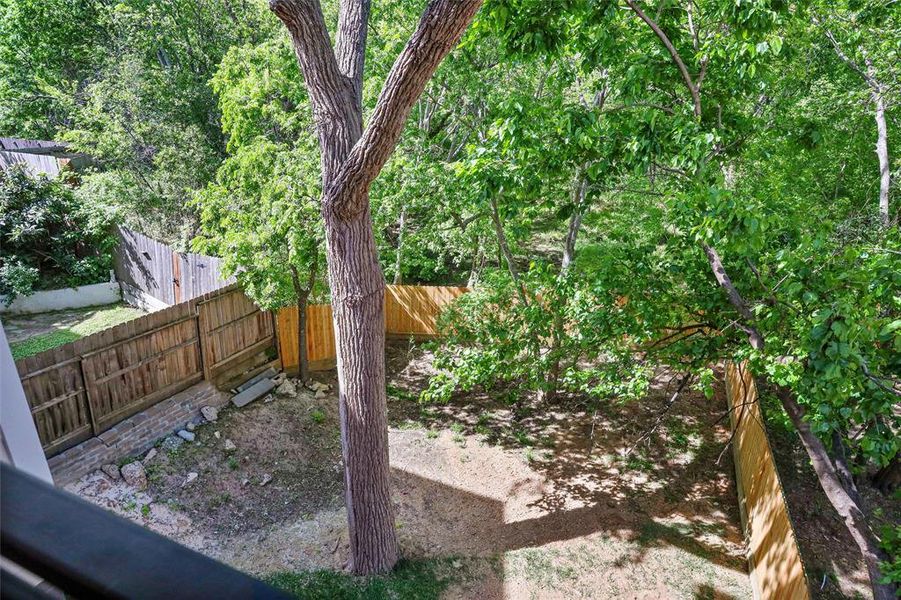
xmin=0 ymin=165 xmax=115 ymax=299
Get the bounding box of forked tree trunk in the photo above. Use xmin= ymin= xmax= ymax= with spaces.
xmin=778 ymin=389 xmax=897 ymax=600
xmin=270 ymin=0 xmax=483 ymax=575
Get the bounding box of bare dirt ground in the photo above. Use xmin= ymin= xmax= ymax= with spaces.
xmin=71 ymin=341 xmax=752 ymax=599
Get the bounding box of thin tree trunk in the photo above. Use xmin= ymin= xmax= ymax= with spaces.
xmin=562 ymin=171 xmax=589 ymax=272
xmin=871 ymin=82 xmax=891 ymax=226
xmin=468 ymin=233 xmax=485 ymax=289
xmin=297 ymin=292 xmax=310 ymax=381
xmin=291 ymin=260 xmax=317 ymax=383
xmin=489 ymin=192 xmax=527 ymax=304
xmin=778 ymin=389 xmax=896 ymax=600
xmin=832 ymin=430 xmax=863 ymax=508
xmin=393 ymin=205 xmax=405 ymax=284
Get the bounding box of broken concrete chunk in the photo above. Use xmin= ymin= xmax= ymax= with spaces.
xmin=276 ymin=379 xmax=297 ymax=397
xmin=259 ymin=473 xmax=272 ymax=486
xmin=200 ymin=405 xmax=219 ymax=422
xmin=183 ymin=472 xmax=198 ymax=486
xmin=143 ymin=448 xmax=158 ymax=464
xmin=186 ymin=422 xmax=197 ymax=432
xmin=214 ymin=431 xmax=221 ymax=439
xmin=121 ymin=462 xmax=147 ymax=490
xmin=232 ymin=378 xmax=276 ymax=408
xmin=162 ymin=436 xmax=184 ymax=452
xmin=236 ymin=367 xmax=278 ymax=393
xmin=177 ymin=430 xmax=195 ymax=442
xmin=224 ymin=439 xmax=237 ymax=452
xmin=101 ymin=463 xmax=121 ymax=480
xmin=314 ymin=390 xmax=327 ymax=399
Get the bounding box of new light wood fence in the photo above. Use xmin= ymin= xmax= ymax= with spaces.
xmin=725 ymin=361 xmax=810 ymax=600
xmin=16 ymin=285 xmax=276 ymax=457
xmin=277 ymin=285 xmax=468 ymax=372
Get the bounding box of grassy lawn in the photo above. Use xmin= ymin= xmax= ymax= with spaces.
xmin=8 ymin=304 xmax=145 ymax=359
xmin=267 ymin=559 xmax=458 ymax=600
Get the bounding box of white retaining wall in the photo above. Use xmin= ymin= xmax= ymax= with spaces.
xmin=0 ymin=282 xmax=121 ymax=314
xmin=120 ymin=281 xmax=170 ymax=313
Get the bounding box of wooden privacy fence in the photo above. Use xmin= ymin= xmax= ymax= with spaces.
xmin=277 ymin=285 xmax=468 ymax=372
xmin=725 ymin=361 xmax=810 ymax=600
xmin=16 ymin=285 xmax=276 ymax=457
xmin=114 ymin=226 xmax=234 ymax=306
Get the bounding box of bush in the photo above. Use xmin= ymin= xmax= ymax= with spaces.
xmin=0 ymin=164 xmax=115 ymax=300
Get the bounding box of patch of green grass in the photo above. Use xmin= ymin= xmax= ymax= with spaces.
xmin=310 ymin=409 xmax=326 ymax=424
xmin=425 ymin=429 xmax=439 ymax=440
xmin=267 ymin=559 xmax=455 ymax=600
xmin=227 ymin=456 xmax=240 ymax=470
xmin=386 ymin=384 xmax=416 ymax=402
xmin=141 ymin=504 xmax=151 ymax=517
xmin=9 ymin=329 xmax=82 ymax=359
xmin=9 ymin=303 xmax=144 ymax=359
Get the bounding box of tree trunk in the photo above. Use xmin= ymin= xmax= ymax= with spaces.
xmin=393 ymin=205 xmax=405 ymax=284
xmin=468 ymin=234 xmax=485 ymax=289
xmin=489 ymin=193 xmax=527 ymax=304
xmin=562 ymin=172 xmax=588 ymax=272
xmin=778 ymin=389 xmax=896 ymax=600
xmin=326 ymin=202 xmax=396 ymax=575
xmin=271 ymin=0 xmax=484 ymax=575
xmin=290 ymin=262 xmax=316 ymax=383
xmin=831 ymin=430 xmax=863 ymax=508
xmin=871 ymin=82 xmax=891 ymax=226
xmin=297 ymin=292 xmax=310 ymax=382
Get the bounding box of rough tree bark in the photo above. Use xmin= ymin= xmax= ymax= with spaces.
xmin=779 ymin=390 xmax=897 ymax=600
xmin=270 ymin=0 xmax=483 ymax=575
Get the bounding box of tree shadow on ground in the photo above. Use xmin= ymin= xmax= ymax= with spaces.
xmin=381 ymin=340 xmax=754 ymax=597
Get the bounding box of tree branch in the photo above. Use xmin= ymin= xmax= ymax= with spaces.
xmin=326 ymin=0 xmax=484 ymax=220
xmin=335 ymin=0 xmax=371 ymax=108
xmin=702 ymin=244 xmax=764 ymax=350
xmin=625 ymin=0 xmax=702 ymax=118
xmin=270 ymin=0 xmax=362 ymax=186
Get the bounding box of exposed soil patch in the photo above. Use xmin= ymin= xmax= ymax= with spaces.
xmin=71 ymin=340 xmax=752 ymax=599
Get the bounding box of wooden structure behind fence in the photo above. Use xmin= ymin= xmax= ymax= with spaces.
xmin=277 ymin=285 xmax=468 ymax=372
xmin=16 ymin=285 xmax=276 ymax=457
xmin=114 ymin=227 xmax=234 ymax=306
xmin=725 ymin=361 xmax=810 ymax=600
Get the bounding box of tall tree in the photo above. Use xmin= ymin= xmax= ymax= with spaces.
xmin=269 ymin=0 xmax=483 ymax=574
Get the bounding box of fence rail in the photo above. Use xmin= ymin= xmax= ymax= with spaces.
xmin=16 ymin=285 xmax=275 ymax=457
xmin=277 ymin=284 xmax=468 ymax=372
xmin=725 ymin=361 xmax=810 ymax=600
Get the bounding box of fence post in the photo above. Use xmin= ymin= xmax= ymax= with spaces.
xmin=196 ymin=303 xmax=212 ymax=383
xmin=78 ymin=358 xmax=100 ymax=436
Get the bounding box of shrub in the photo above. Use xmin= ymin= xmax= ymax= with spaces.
xmin=0 ymin=164 xmax=115 ymax=300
